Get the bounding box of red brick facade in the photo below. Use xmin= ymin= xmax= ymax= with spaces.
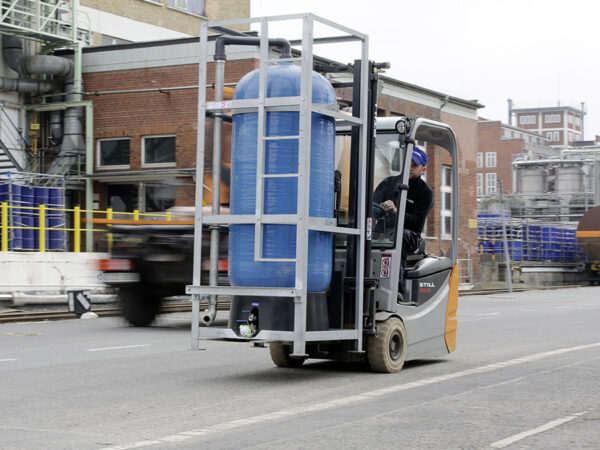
xmin=82 ymin=50 xmax=481 ymax=281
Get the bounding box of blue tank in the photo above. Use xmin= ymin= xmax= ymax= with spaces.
xmin=228 ymin=63 xmax=335 ymax=292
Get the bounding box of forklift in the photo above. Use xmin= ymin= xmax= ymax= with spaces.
xmin=187 ymin=14 xmax=459 ymax=373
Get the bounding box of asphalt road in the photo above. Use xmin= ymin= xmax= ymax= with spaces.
xmin=1 ymin=287 xmax=599 ymax=449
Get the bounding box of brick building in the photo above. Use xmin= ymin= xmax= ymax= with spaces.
xmin=510 ymin=103 xmax=585 ymax=148
xmin=477 ymin=119 xmax=548 ymax=195
xmin=78 ymin=37 xmax=483 ymax=280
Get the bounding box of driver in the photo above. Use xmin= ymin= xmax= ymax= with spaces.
xmin=372 ymin=147 xmax=433 ymax=295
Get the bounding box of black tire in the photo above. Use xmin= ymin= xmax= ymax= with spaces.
xmin=119 ymin=284 xmax=162 ymax=327
xmin=269 ymin=343 xmax=305 ymax=368
xmin=367 ymin=317 xmax=407 ymax=373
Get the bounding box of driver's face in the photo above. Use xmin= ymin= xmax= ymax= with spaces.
xmin=409 ymin=161 xmax=426 ymax=179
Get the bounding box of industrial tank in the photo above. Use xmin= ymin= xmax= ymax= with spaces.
xmin=519 ymin=167 xmax=546 ymax=194
xmin=576 ymin=206 xmax=600 ymax=261
xmin=556 ymin=165 xmax=583 ymax=194
xmin=228 ymin=62 xmax=336 ymax=292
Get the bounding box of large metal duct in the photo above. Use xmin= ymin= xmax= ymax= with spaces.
xmin=0 ymin=36 xmax=84 ymax=159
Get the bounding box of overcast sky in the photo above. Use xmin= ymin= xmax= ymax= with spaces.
xmin=251 ymin=0 xmax=599 ymax=139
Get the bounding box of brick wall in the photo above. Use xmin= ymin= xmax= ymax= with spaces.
xmin=84 ymin=59 xmax=258 ymax=206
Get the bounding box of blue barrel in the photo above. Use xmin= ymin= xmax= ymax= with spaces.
xmin=47 ymin=188 xmax=64 ymax=250
xmin=228 ymin=63 xmax=335 ymax=292
xmin=20 ymin=185 xmax=35 ymax=250
xmin=33 ymin=187 xmax=50 ymax=250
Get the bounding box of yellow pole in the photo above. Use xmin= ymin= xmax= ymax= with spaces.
xmin=133 ymin=209 xmax=139 ymax=221
xmin=74 ymin=206 xmax=81 ymax=253
xmin=39 ymin=204 xmax=46 ymax=252
xmin=1 ymin=202 xmax=8 ymax=252
xmin=107 ymin=208 xmax=113 ymax=253
xmin=166 ymin=211 xmax=172 ymax=222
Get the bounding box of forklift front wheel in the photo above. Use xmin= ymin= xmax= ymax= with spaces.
xmin=368 ymin=317 xmax=407 ymax=373
xmin=269 ymin=343 xmax=306 ymax=368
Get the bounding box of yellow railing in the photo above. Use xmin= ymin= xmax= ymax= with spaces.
xmin=0 ymin=202 xmax=189 ymax=253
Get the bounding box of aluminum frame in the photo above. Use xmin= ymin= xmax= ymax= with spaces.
xmin=188 ymin=13 xmax=369 ymax=357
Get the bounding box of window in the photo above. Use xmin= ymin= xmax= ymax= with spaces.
xmin=142 ymin=135 xmax=176 ymax=166
xmin=485 ymin=152 xmax=497 ymax=168
xmin=485 ymin=173 xmax=497 ymax=194
xmin=544 ymin=114 xmax=561 ymax=124
xmin=98 ymin=138 xmax=130 ymax=168
xmin=519 ymin=115 xmax=536 ymax=125
xmin=553 ymin=131 xmax=559 ymax=142
xmin=477 ymin=173 xmax=483 ymax=196
xmin=546 ymin=132 xmax=553 ymax=141
xmin=168 ymin=0 xmax=204 ymax=15
xmin=477 ymin=152 xmax=483 ymax=168
xmin=441 ymin=166 xmax=452 ymax=237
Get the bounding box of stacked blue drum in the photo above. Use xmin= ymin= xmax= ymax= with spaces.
xmin=228 ymin=63 xmax=336 ymax=292
xmin=477 ymin=215 xmax=584 ymax=262
xmin=0 ymin=180 xmax=65 ymax=251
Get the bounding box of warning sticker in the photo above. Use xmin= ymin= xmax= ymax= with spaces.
xmin=380 ymin=254 xmax=391 ymax=279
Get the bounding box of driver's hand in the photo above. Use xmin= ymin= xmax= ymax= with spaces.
xmin=381 ymin=200 xmax=397 ymax=214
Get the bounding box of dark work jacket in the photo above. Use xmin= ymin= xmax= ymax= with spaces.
xmin=373 ymin=175 xmax=433 ymax=235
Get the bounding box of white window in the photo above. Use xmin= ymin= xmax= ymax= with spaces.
xmin=142 ymin=135 xmax=176 ymax=167
xmin=544 ymin=114 xmax=561 ymax=124
xmin=441 ymin=166 xmax=452 ymax=237
xmin=485 ymin=173 xmax=497 ymax=194
xmin=477 ymin=152 xmax=483 ymax=168
xmin=168 ymin=0 xmax=204 ymax=15
xmin=519 ymin=115 xmax=536 ymax=125
xmin=476 ymin=173 xmax=483 ymax=196
xmin=485 ymin=152 xmax=497 ymax=168
xmin=97 ymin=138 xmax=130 ymax=169
xmin=546 ymin=132 xmax=553 ymax=141
xmin=553 ymin=131 xmax=559 ymax=142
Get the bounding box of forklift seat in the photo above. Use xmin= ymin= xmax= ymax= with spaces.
xmin=405 ymin=255 xmax=453 ymax=279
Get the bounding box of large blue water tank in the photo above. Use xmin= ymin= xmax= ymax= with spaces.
xmin=229 ymin=63 xmax=335 ymax=292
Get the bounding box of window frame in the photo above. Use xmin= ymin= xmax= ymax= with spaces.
xmin=97 ymin=137 xmax=131 ymax=170
xmin=485 ymin=172 xmax=497 ymax=194
xmin=485 ymin=151 xmax=497 ymax=168
xmin=476 ymin=173 xmax=483 ymax=196
xmin=441 ymin=165 xmax=453 ymax=238
xmin=167 ymin=0 xmax=204 ymax=16
xmin=476 ymin=152 xmax=483 ymax=168
xmin=141 ymin=134 xmax=177 ymax=168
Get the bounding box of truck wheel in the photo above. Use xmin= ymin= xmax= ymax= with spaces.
xmin=119 ymin=284 xmax=161 ymax=327
xmin=367 ymin=317 xmax=407 ymax=373
xmin=269 ymin=343 xmax=305 ymax=368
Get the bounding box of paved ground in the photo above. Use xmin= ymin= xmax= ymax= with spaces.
xmin=1 ymin=286 xmax=599 ymax=449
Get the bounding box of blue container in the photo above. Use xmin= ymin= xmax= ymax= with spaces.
xmin=34 ymin=187 xmax=50 ymax=250
xmin=20 ymin=185 xmax=35 ymax=250
xmin=47 ymin=188 xmax=64 ymax=250
xmin=228 ymin=63 xmax=335 ymax=292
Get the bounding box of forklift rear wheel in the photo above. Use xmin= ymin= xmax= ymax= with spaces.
xmin=367 ymin=317 xmax=407 ymax=373
xmin=269 ymin=343 xmax=305 ymax=368
xmin=119 ymin=284 xmax=161 ymax=327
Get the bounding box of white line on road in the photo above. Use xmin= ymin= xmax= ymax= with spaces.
xmin=0 ymin=358 xmax=17 ymax=362
xmin=100 ymin=341 xmax=600 ymax=450
xmin=86 ymin=344 xmax=151 ymax=352
xmin=489 ymin=411 xmax=588 ymax=448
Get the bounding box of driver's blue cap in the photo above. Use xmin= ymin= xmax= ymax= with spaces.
xmin=412 ymin=147 xmax=428 ymax=166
